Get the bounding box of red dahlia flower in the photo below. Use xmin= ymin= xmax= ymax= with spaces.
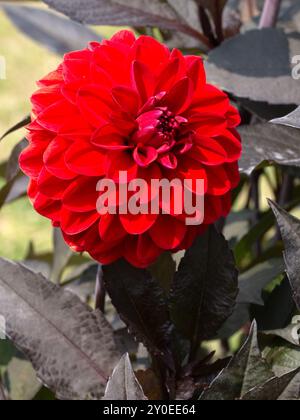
xmin=20 ymin=30 xmax=242 ymax=268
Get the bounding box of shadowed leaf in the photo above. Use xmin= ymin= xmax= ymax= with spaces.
xmin=269 ymin=200 xmax=300 ymax=310
xmin=0 ymin=258 xmax=119 ymax=400
xmin=238 ymin=259 xmax=285 ymax=306
xmin=5 ymin=139 xmax=27 ymax=182
xmin=241 ymin=368 xmax=300 ymax=400
xmin=0 ymin=115 xmax=30 ymax=142
xmin=264 ymin=338 xmax=300 ymax=378
xmin=170 ymin=226 xmax=238 ymax=351
xmin=2 ymin=4 xmax=101 ymax=55
xmin=103 ymin=259 xmax=175 ymax=369
xmin=200 ymin=322 xmax=274 ymax=400
xmin=44 ymin=0 xmax=204 ymax=41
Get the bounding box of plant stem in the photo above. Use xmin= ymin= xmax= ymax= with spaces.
xmin=0 ymin=378 xmax=6 ymax=401
xmin=278 ymin=173 xmax=294 ymax=207
xmin=95 ymin=265 xmax=106 ymax=313
xmin=259 ymin=0 xmax=282 ymax=28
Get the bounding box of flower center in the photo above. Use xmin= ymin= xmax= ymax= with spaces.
xmin=157 ymin=108 xmax=181 ymax=140
xmin=131 ymin=105 xmax=191 ymax=168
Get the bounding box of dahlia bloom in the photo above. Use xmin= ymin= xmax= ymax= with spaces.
xmin=20 ymin=30 xmax=241 ymax=268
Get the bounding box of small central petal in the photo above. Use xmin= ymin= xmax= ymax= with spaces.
xmin=132 ymin=105 xmax=190 ymax=167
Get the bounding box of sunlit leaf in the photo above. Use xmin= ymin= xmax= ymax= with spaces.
xmin=103 ymin=354 xmax=147 ymax=400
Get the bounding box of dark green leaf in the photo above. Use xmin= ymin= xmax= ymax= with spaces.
xmin=200 ymin=322 xmax=274 ymax=400
xmin=103 ymin=354 xmax=147 ymax=400
xmin=234 ymin=198 xmax=300 ymax=266
xmin=264 ymin=338 xmax=300 ymax=377
xmin=217 ymin=303 xmax=250 ymax=339
xmin=255 ymin=276 xmax=295 ymax=331
xmin=0 ymin=258 xmax=119 ymax=400
xmin=238 ymin=259 xmax=285 ymax=306
xmin=269 ymin=200 xmax=300 ymax=310
xmin=241 ymin=368 xmax=300 ymax=400
xmin=170 ymin=226 xmax=238 ymax=347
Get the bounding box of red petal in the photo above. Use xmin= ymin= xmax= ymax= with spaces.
xmin=190 ymin=114 xmax=227 ymax=137
xmin=32 ymin=192 xmax=61 ymax=224
xmin=63 ymin=222 xmax=99 ymax=252
xmin=132 ymin=60 xmax=156 ymax=104
xmin=37 ymin=168 xmax=69 ymax=200
xmin=63 ymin=54 xmax=91 ymax=84
xmin=149 ymin=215 xmax=187 ymax=250
xmin=133 ymin=35 xmax=169 ymax=75
xmin=133 ymin=144 xmax=158 ymax=167
xmin=99 ymin=213 xmax=127 ymax=242
xmin=192 ymin=137 xmax=227 ymax=166
xmin=155 ymin=58 xmax=180 ymax=93
xmin=43 ymin=136 xmax=76 ymax=180
xmin=124 ymin=233 xmax=161 ymax=268
xmin=120 ymin=213 xmax=158 ymax=235
xmin=77 ymin=84 xmax=114 ymax=127
xmin=226 ymin=105 xmax=241 ymax=128
xmin=159 ymin=77 xmax=194 ymax=115
xmin=186 ymin=56 xmax=206 ymax=91
xmin=158 ymin=153 xmax=178 ymax=169
xmin=60 ymin=207 xmax=100 ymax=235
xmin=90 ymin=240 xmax=124 ymax=266
xmin=37 ymin=68 xmax=63 ymax=87
xmin=216 ymin=128 xmax=242 ymax=162
xmin=19 ymin=143 xmax=45 ymax=178
xmin=31 ymin=86 xmax=61 ymax=114
xmin=37 ymin=100 xmax=77 ymax=132
xmin=225 ymin=161 xmax=240 ymax=189
xmin=63 ymin=177 xmax=99 ymax=213
xmin=204 ymin=195 xmax=226 ymax=225
xmin=106 ymin=151 xmax=138 ymax=183
xmin=206 ymin=165 xmax=231 ymax=196
xmin=111 ymin=30 xmax=136 ymax=46
xmin=65 ymin=141 xmax=107 ymax=176
xmin=91 ymin=125 xmax=132 ymax=151
xmin=112 ymin=86 xmax=140 ymax=115
xmin=176 ymin=156 xmax=208 ymax=195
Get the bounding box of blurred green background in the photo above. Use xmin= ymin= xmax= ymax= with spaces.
xmin=0 ymin=7 xmax=119 ymax=260
xmin=0 ymin=8 xmax=58 ymax=259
